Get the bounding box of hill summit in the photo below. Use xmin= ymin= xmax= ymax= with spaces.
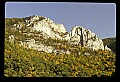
xmin=8 ymin=15 xmax=111 ymax=53
xmin=5 ymin=15 xmax=116 ymax=77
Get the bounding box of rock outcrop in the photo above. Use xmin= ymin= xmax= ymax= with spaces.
xmin=14 ymin=15 xmax=67 ymax=40
xmin=12 ymin=15 xmax=111 ymax=53
xmin=63 ymin=26 xmax=109 ymax=50
xmin=9 ymin=35 xmax=15 ymax=42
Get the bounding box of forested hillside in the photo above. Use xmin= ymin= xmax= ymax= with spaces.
xmin=4 ymin=17 xmax=116 ymax=77
xmin=102 ymin=37 xmax=116 ymax=54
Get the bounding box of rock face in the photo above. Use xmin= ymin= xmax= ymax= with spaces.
xmin=19 ymin=39 xmax=54 ymax=53
xmin=11 ymin=15 xmax=111 ymax=53
xmin=63 ymin=26 xmax=107 ymax=50
xmin=23 ymin=15 xmax=66 ymax=39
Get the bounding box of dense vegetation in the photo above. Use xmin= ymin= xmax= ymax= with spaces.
xmin=4 ymin=38 xmax=116 ymax=77
xmin=4 ymin=18 xmax=116 ymax=77
xmin=102 ymin=37 xmax=116 ymax=54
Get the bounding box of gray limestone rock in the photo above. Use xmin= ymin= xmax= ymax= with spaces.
xmin=63 ymin=26 xmax=110 ymax=51
xmin=12 ymin=15 xmax=111 ymax=54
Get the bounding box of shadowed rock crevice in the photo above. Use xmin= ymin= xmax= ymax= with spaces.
xmin=80 ymin=27 xmax=84 ymax=47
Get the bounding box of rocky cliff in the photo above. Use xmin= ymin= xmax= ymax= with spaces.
xmin=63 ymin=26 xmax=110 ymax=50
xmin=10 ymin=15 xmax=111 ymax=53
xmin=14 ymin=15 xmax=67 ymax=39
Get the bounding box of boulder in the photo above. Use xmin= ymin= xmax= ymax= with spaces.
xmin=84 ymin=52 xmax=90 ymax=56
xmin=105 ymin=45 xmax=111 ymax=51
xmin=9 ymin=35 xmax=15 ymax=42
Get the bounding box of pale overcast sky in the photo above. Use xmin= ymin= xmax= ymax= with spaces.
xmin=5 ymin=2 xmax=116 ymax=39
